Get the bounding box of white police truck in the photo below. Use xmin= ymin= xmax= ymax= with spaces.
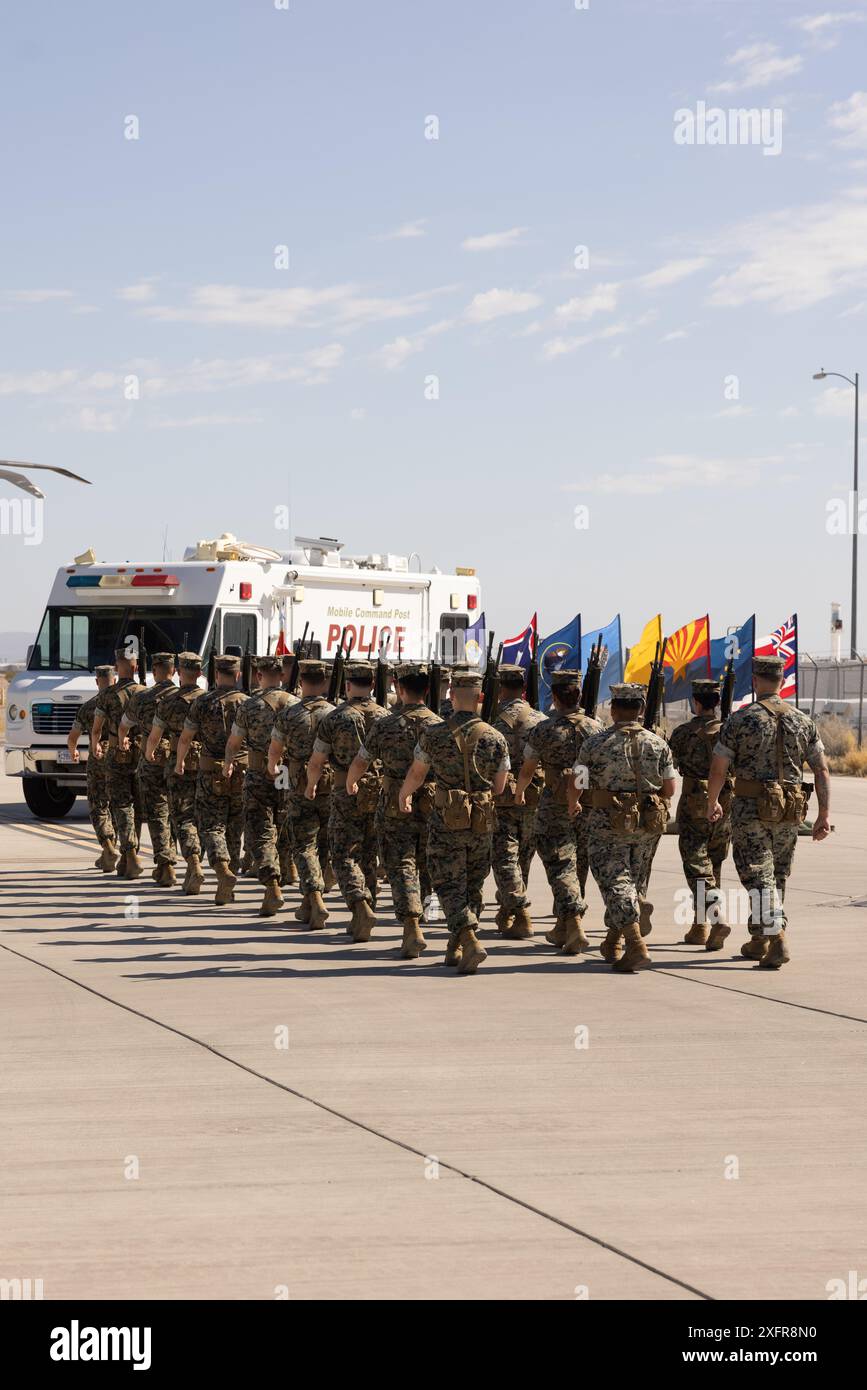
xmin=5 ymin=533 xmax=482 ymax=818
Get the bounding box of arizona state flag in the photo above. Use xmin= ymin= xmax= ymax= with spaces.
xmin=624 ymin=614 xmax=663 ymax=684
xmin=664 ymin=614 xmax=711 ymax=702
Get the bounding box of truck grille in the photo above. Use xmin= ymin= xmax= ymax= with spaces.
xmin=31 ymin=703 xmax=79 ymax=735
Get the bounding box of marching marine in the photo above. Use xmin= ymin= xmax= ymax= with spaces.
xmin=491 ymin=664 xmax=546 ymax=939
xmin=146 ymin=652 xmax=205 ymax=894
xmin=514 ymin=669 xmax=602 ymax=954
xmin=572 ymin=683 xmax=676 ymax=972
xmin=175 ymin=654 xmax=247 ymax=905
xmin=119 ymin=653 xmax=178 ymax=887
xmin=224 ymin=655 xmax=297 ymax=918
xmin=346 ymin=662 xmax=441 ymax=959
xmin=668 ymin=677 xmax=733 ymax=949
xmin=306 ymin=661 xmax=387 ymax=941
xmin=67 ymin=664 xmax=119 ymax=871
xmin=267 ymin=659 xmax=334 ymax=931
xmin=90 ymin=645 xmax=145 ymax=879
xmin=400 ymin=666 xmax=509 ymax=974
xmin=706 ymin=654 xmax=830 ymax=968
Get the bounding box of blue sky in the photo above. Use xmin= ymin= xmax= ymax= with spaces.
xmin=1 ymin=0 xmax=866 ymax=655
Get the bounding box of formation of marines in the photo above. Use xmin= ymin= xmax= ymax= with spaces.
xmin=68 ymin=644 xmax=831 ymax=978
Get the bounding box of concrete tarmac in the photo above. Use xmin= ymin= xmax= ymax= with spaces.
xmin=1 ymin=771 xmax=865 ymax=1301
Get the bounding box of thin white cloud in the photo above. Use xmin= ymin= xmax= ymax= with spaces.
xmin=464 ymin=288 xmax=542 ymax=323
xmin=371 ymin=335 xmax=425 ymax=371
xmin=76 ymin=408 xmax=117 ymax=433
xmin=0 ymin=369 xmax=80 ymax=396
xmin=117 ymin=280 xmax=159 ymax=303
xmin=792 ymin=11 xmax=867 ymax=49
xmin=710 ymin=42 xmax=803 ymax=94
xmin=813 ymin=383 xmax=862 ymax=418
xmin=828 ymin=91 xmax=867 ymax=148
xmin=140 ymin=282 xmax=451 ymax=332
xmin=542 ymin=312 xmax=655 ymax=360
xmin=149 ymin=413 xmax=263 ymax=430
xmin=8 ymin=289 xmax=75 ymax=304
xmin=462 ymin=227 xmax=528 ymax=252
xmin=564 ymin=452 xmax=785 ymax=495
xmin=660 ymin=328 xmax=690 ymax=342
xmin=377 ymin=219 xmax=427 ymax=240
xmin=634 ymin=258 xmax=709 ymax=291
xmin=554 ymin=282 xmax=620 ymax=322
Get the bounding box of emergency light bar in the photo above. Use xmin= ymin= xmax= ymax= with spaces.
xmin=66 ymin=573 xmax=179 ymax=589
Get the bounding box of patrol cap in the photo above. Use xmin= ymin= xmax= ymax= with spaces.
xmin=215 ymin=654 xmax=241 ymax=675
xmin=256 ymin=654 xmax=281 ymax=673
xmin=610 ymin=682 xmax=647 ymax=702
xmin=299 ymin=658 xmax=327 ymax=678
xmin=753 ymin=655 xmax=785 ymax=678
xmin=691 ymin=678 xmax=720 ymax=697
xmin=346 ymin=661 xmax=375 ymax=681
xmin=396 ymin=662 xmax=430 ymax=680
xmin=450 ymin=665 xmax=483 ymax=688
xmin=151 ymin=651 xmax=175 ymax=667
xmin=94 ymin=664 xmax=115 ymax=678
xmin=178 ymin=651 xmax=203 ymax=670
xmin=497 ymin=663 xmax=526 ymax=686
xmin=114 ymin=645 xmax=136 ymax=661
xmin=551 ymin=668 xmax=582 ymax=691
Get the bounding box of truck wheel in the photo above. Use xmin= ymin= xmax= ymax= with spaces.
xmin=22 ymin=777 xmax=78 ymax=820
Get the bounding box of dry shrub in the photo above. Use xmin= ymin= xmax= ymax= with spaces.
xmin=830 ymin=747 xmax=867 ymax=777
xmin=817 ymin=713 xmax=856 ymax=757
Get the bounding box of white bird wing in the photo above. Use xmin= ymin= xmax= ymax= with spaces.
xmin=0 ymin=468 xmax=45 ymax=498
xmin=0 ymin=460 xmax=91 ymax=485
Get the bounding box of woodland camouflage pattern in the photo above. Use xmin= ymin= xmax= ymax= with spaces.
xmin=359 ymin=701 xmax=441 ymax=918
xmin=153 ymin=684 xmax=204 ymax=861
xmin=577 ymin=722 xmax=674 ymax=934
xmin=492 ymin=696 xmax=546 ymax=911
xmin=272 ymin=694 xmax=334 ymax=896
xmin=231 ymin=687 xmax=296 ymax=882
xmin=96 ymin=676 xmax=145 ymax=853
xmin=525 ymin=711 xmax=602 ymax=918
xmin=73 ymin=693 xmax=115 ymax=848
xmin=125 ymin=678 xmax=177 ymax=867
xmin=669 ymin=711 xmax=732 ymax=917
xmin=716 ymin=697 xmax=825 ymax=933
xmin=415 ymin=712 xmax=508 ymax=936
xmin=184 ymin=687 xmax=248 ymax=869
xmin=315 ymin=696 xmax=387 ymax=905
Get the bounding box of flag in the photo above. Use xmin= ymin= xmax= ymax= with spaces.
xmin=624 ymin=614 xmax=662 ymax=683
xmin=755 ymin=615 xmax=798 ymax=701
xmin=663 ymin=614 xmax=711 ymax=703
xmin=580 ymin=615 xmax=623 ymax=704
xmin=502 ymin=613 xmax=538 ymax=669
xmin=710 ymin=615 xmax=755 ymax=705
xmin=463 ymin=612 xmax=487 ymax=667
xmin=538 ymin=615 xmax=581 ymax=710
xmin=274 ymin=603 xmax=288 ymax=656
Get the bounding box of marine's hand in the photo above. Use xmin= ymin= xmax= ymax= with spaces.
xmin=812 ymin=814 xmax=831 ymax=842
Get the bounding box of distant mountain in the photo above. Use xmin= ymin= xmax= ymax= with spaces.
xmin=0 ymin=631 xmax=34 ymax=665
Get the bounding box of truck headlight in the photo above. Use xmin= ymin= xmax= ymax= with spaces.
xmin=8 ymin=704 xmax=17 ymax=719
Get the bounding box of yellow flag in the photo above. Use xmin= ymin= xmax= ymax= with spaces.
xmin=624 ymin=614 xmax=663 ymax=683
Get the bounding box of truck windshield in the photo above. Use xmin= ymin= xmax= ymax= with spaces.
xmin=27 ymin=606 xmax=212 ymax=671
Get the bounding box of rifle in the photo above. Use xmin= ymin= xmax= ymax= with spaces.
xmin=720 ymin=653 xmax=735 ymax=721
xmin=526 ymin=629 xmax=540 ymax=711
xmin=284 ymin=619 xmax=309 ymax=692
xmin=338 ymin=634 xmax=355 ymax=702
xmin=241 ymin=632 xmax=253 ymax=694
xmin=374 ymin=639 xmax=389 ymax=707
xmin=427 ymin=640 xmax=441 ymax=714
xmin=206 ymin=650 xmax=216 ymax=689
xmin=480 ymin=635 xmax=501 ymax=723
xmin=139 ymin=626 xmax=149 ymax=683
xmin=644 ymin=638 xmax=668 ymax=731
xmin=582 ymin=634 xmax=603 ymax=718
xmin=327 ymin=627 xmax=348 ymax=703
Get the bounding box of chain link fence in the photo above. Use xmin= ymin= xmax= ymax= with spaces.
xmin=798 ymin=655 xmax=866 ymax=747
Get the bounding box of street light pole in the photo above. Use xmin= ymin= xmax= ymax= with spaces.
xmin=813 ymin=369 xmax=860 ymax=658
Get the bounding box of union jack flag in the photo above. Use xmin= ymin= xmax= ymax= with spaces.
xmin=753 ymin=614 xmax=798 ymax=701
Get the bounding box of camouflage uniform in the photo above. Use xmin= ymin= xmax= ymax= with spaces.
xmin=184 ymin=684 xmax=248 ymax=870
xmin=525 ymin=707 xmax=603 ymax=920
xmin=96 ymin=676 xmax=145 ymax=853
xmin=491 ymin=690 xmax=546 ymax=912
xmin=152 ymin=680 xmax=204 ymax=861
xmin=669 ymin=702 xmax=732 ymax=921
xmin=231 ymin=684 xmax=296 ymax=884
xmin=271 ymin=688 xmax=335 ymax=897
xmin=577 ymin=713 xmax=673 ymax=939
xmin=71 ymin=693 xmax=115 ymax=849
xmin=415 ymin=710 xmax=509 ymax=939
xmin=124 ymin=674 xmax=177 ymax=868
xmin=314 ymin=690 xmax=388 ymax=906
xmin=359 ymin=697 xmax=442 ymax=919
xmin=716 ymin=692 xmax=824 ymax=943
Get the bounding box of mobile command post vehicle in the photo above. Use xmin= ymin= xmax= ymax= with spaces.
xmin=4 ymin=534 xmax=482 ymax=819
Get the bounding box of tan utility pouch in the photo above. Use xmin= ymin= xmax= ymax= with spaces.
xmin=544 ymin=766 xmax=570 ymax=806
xmin=524 ymin=777 xmax=543 ymax=810
xmin=495 ymin=772 xmax=517 ymax=809
xmin=469 ymin=790 xmax=495 ymax=833
xmin=435 ymin=784 xmax=473 ymax=830
xmin=108 ymin=737 xmax=134 ymax=766
xmin=355 ymin=769 xmax=381 ymax=814
xmin=612 ymin=793 xmax=642 ymax=833
xmin=626 ymin=730 xmax=670 ymax=834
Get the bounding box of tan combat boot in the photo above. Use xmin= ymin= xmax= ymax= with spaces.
xmin=124 ymin=849 xmax=144 ymax=880
xmin=214 ymin=860 xmax=236 ymax=905
xmin=456 ymin=925 xmax=487 ymax=975
xmin=101 ymin=840 xmax=120 ymax=873
xmin=740 ymin=933 xmax=768 ymax=961
xmin=259 ymin=879 xmax=284 ymax=918
xmin=599 ymin=927 xmax=622 ymax=963
xmin=545 ymin=917 xmax=567 ymax=947
xmin=184 ymin=854 xmax=205 ymax=895
xmin=503 ymin=906 xmax=533 ymax=940
xmin=323 ymin=861 xmax=337 ymax=892
xmin=307 ymin=890 xmax=329 ymax=930
xmin=116 ymin=850 xmax=129 ymax=878
xmin=612 ymin=921 xmax=652 ymax=973
xmin=759 ymin=930 xmax=790 ymax=970
xmin=638 ymin=897 xmax=653 ymax=937
xmin=294 ymin=893 xmax=311 ymax=923
xmin=705 ymin=917 xmax=731 ymax=952
xmin=495 ymin=904 xmax=513 ymax=934
xmin=683 ymin=918 xmax=708 ymax=945
xmin=158 ymin=861 xmax=176 ymax=888
xmin=444 ymin=934 xmax=463 ymax=967
xmin=350 ymin=898 xmax=376 ymax=942
xmin=561 ymin=912 xmax=590 ymax=955
xmin=400 ymin=914 xmax=427 ymax=958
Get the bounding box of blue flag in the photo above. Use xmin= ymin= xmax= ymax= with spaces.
xmin=580 ymin=615 xmax=623 ymax=704
xmin=501 ymin=614 xmax=537 ymax=669
xmin=538 ymin=615 xmax=582 ymax=711
xmin=710 ymin=615 xmax=755 ymax=704
xmin=463 ymin=612 xmax=487 ymax=668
